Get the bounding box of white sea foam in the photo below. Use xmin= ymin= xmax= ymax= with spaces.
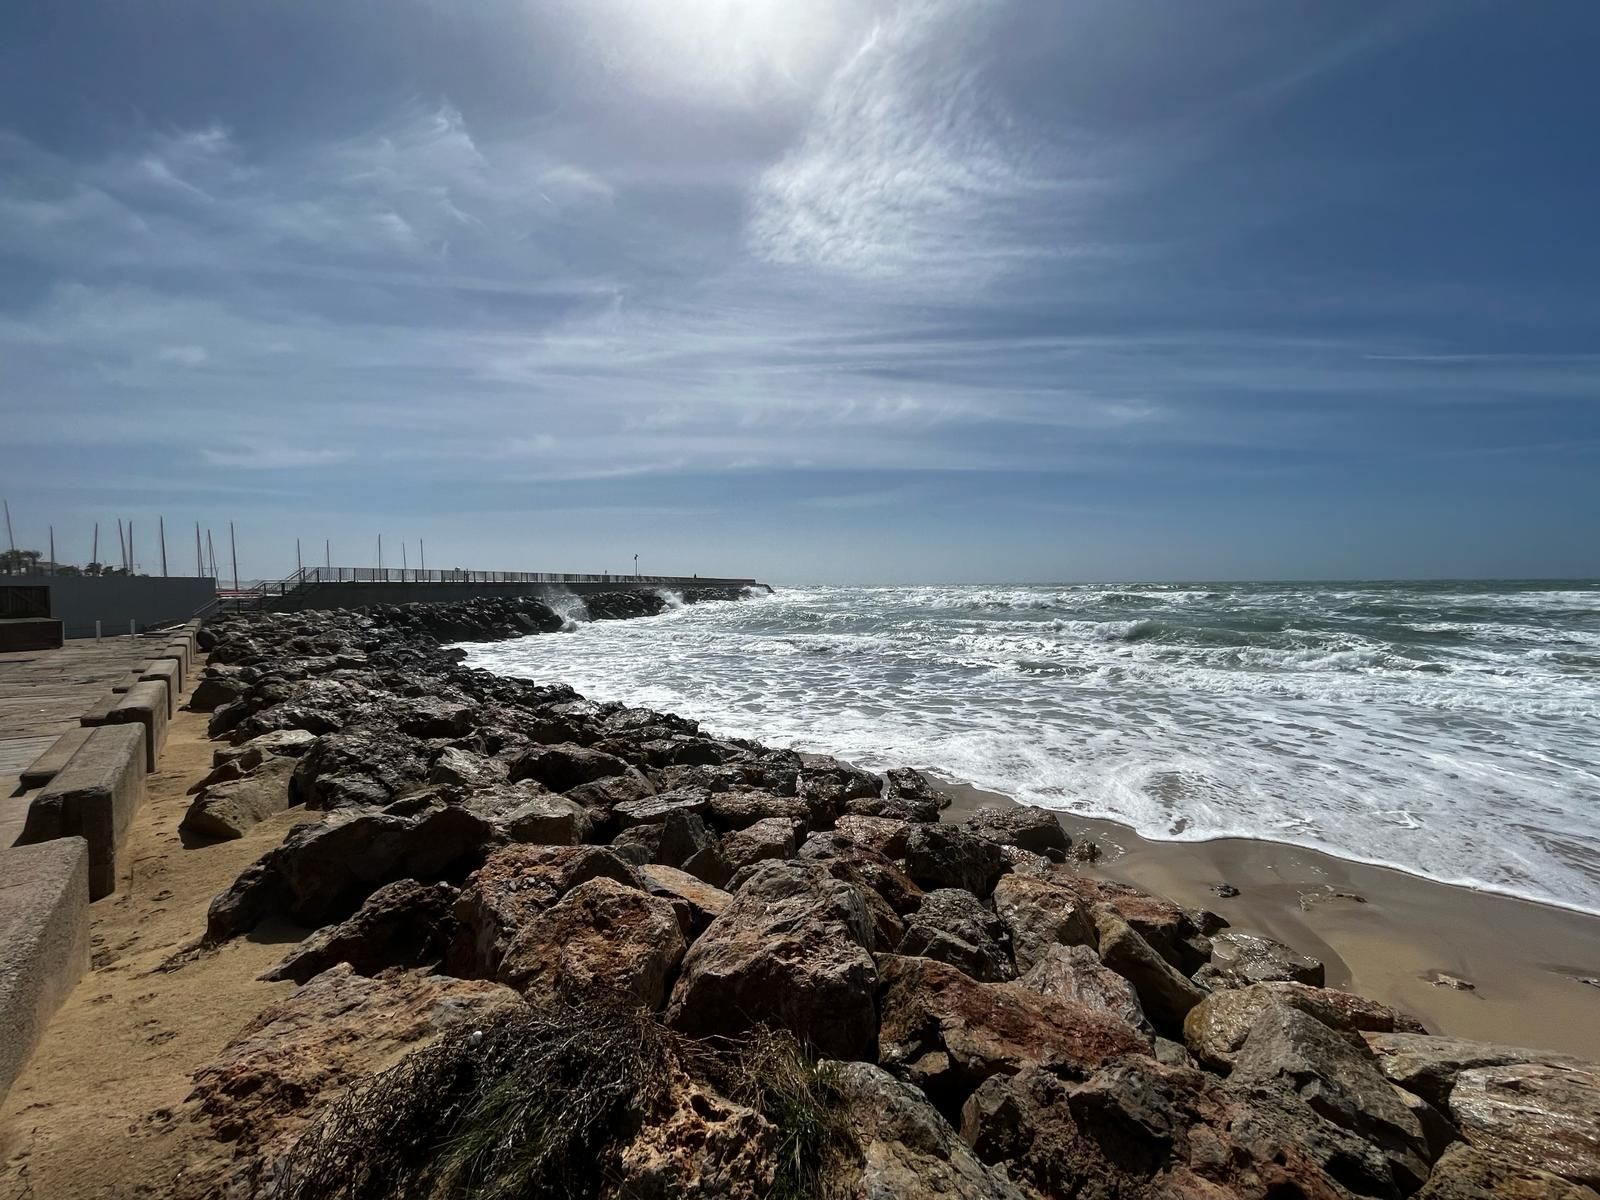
xmin=462 ymin=582 xmax=1600 ymax=914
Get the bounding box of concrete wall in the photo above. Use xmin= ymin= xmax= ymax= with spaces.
xmin=0 ymin=839 xmax=90 ymax=1104
xmin=262 ymin=578 xmax=764 ymax=613
xmin=13 ymin=575 xmax=216 ymax=639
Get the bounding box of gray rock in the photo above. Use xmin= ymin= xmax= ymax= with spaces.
xmin=1092 ymin=908 xmax=1208 ymax=1033
xmin=828 ymin=1060 xmax=1029 ymax=1199
xmin=896 ymin=888 xmax=1016 ymax=983
xmin=961 ymin=803 xmax=1071 ymax=860
xmin=1416 ymin=1143 xmax=1600 ymax=1200
xmin=1231 ymin=1004 xmax=1429 ymax=1192
xmin=990 ymin=872 xmax=1096 ymax=973
xmin=1448 ymin=1060 xmax=1600 ymax=1188
xmin=1362 ymin=1032 xmax=1576 ymax=1109
xmin=1017 ymin=943 xmax=1149 ymax=1034
xmin=180 ymin=755 xmax=298 ymax=840
xmin=427 ymin=746 xmax=509 ymax=790
xmin=1186 ymin=981 xmax=1428 ymax=1070
xmin=1196 ymin=929 xmax=1326 ymax=988
xmin=901 ymin=824 xmax=1004 ymax=895
xmin=665 ymin=860 xmax=877 ymax=1060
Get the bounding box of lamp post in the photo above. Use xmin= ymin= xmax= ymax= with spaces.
xmin=633 ymin=553 xmax=639 ymax=579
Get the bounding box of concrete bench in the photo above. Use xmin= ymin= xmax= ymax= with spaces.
xmin=163 ymin=639 xmax=193 ymax=678
xmin=105 ymin=682 xmax=167 ymax=771
xmin=139 ymin=658 xmax=182 ymax=714
xmin=15 ymin=724 xmax=145 ymax=900
xmin=110 ymin=671 xmax=144 ymax=694
xmin=0 ymin=839 xmax=90 ymax=1104
xmin=78 ymin=692 xmax=120 ymax=727
xmin=17 ymin=727 xmax=95 ymax=791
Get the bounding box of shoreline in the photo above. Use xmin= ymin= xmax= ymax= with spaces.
xmin=938 ymin=774 xmax=1600 ymax=1059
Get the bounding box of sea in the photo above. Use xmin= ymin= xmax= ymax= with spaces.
xmin=461 ymin=581 xmax=1600 ymax=916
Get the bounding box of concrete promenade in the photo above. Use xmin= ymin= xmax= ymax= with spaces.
xmin=0 ymin=637 xmax=165 ymax=812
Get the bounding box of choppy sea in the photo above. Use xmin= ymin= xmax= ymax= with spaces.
xmin=462 ymin=580 xmax=1600 ymax=915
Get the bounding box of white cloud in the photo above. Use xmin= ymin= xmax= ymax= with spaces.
xmin=746 ymin=0 xmax=1052 ymax=283
xmin=202 ymin=446 xmax=352 ymax=469
xmin=156 ymin=344 xmax=209 ymax=367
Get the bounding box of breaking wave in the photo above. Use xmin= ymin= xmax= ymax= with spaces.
xmin=464 ymin=579 xmax=1600 ymax=914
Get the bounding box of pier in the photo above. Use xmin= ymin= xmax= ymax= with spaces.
xmin=217 ymin=566 xmax=770 ymax=614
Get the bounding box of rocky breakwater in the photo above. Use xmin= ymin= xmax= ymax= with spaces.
xmin=170 ymin=597 xmax=1600 ymax=1199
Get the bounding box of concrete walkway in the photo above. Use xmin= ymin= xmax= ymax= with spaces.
xmin=0 ymin=637 xmax=167 ymax=841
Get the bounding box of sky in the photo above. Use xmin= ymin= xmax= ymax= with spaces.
xmin=2 ymin=0 xmax=1597 ymax=585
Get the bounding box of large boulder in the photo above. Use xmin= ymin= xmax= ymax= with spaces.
xmin=901 ymin=824 xmax=1004 ymax=895
xmin=1362 ymin=1032 xmax=1578 ymax=1109
xmin=1094 ymin=908 xmax=1209 ymax=1033
xmin=827 ymin=1060 xmax=1029 ymax=1199
xmin=262 ymin=879 xmax=458 ymax=984
xmin=990 ymin=873 xmax=1096 ymax=973
xmin=205 ymin=793 xmax=516 ymax=939
xmin=961 ymin=1057 xmax=1356 ymax=1200
xmin=427 ymin=746 xmax=509 ymax=790
xmin=1229 ymin=1004 xmax=1430 ymax=1193
xmin=1017 ymin=943 xmax=1150 ymax=1035
xmin=1196 ymin=929 xmax=1326 ymax=989
xmin=961 ymin=804 xmax=1070 ymax=860
xmin=1447 ymin=1060 xmax=1600 ymax=1188
xmin=497 ymin=877 xmax=686 ymax=1010
xmin=448 ymin=844 xmax=644 ymax=979
xmin=1416 ymin=1144 xmax=1600 ymax=1200
xmin=875 ymin=954 xmax=1149 ymax=1115
xmin=181 ymin=755 xmax=298 ymax=840
xmin=182 ymin=965 xmax=522 ymax=1198
xmin=665 ymin=860 xmax=878 ymax=1060
xmin=639 ymin=863 xmax=733 ymax=936
xmin=895 ymin=888 xmax=1016 ymax=983
xmin=509 ymin=743 xmax=642 ymax=792
xmin=1186 ymin=981 xmax=1427 ymax=1070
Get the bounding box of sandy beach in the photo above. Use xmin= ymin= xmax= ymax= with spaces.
xmin=942 ymin=778 xmax=1600 ymax=1059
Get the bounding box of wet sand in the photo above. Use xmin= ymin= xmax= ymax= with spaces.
xmin=940 ymin=778 xmax=1600 ymax=1060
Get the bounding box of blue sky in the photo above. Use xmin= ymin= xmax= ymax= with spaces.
xmin=2 ymin=0 xmax=1597 ymax=584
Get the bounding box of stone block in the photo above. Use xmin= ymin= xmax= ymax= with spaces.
xmin=78 ymin=692 xmax=120 ymax=727
xmin=0 ymin=839 xmax=90 ymax=1103
xmin=106 ymin=681 xmax=168 ymax=771
xmin=16 ymin=725 xmax=147 ymax=900
xmin=110 ymin=671 xmax=144 ymax=694
xmin=18 ymin=727 xmax=94 ymax=791
xmin=139 ymin=658 xmax=182 ymax=714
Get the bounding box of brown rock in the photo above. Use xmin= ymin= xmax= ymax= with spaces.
xmin=991 ymin=872 xmax=1096 ymax=973
xmin=665 ymin=860 xmax=877 ymax=1060
xmin=1447 ymin=1060 xmax=1600 ymax=1188
xmin=498 ymin=877 xmax=686 ymax=1010
xmin=828 ymin=1060 xmax=1029 ymax=1199
xmin=1018 ymin=943 xmax=1150 ymax=1034
xmin=1196 ymin=930 xmax=1326 ymax=988
xmin=448 ymin=844 xmax=644 ymax=978
xmin=1416 ymin=1144 xmax=1600 ymax=1200
xmin=1186 ymin=981 xmax=1428 ymax=1070
xmin=184 ymin=965 xmax=521 ymax=1196
xmin=1362 ymin=1032 xmax=1576 ymax=1109
xmin=720 ymin=816 xmax=799 ymax=875
xmin=961 ymin=1058 xmax=1353 ymax=1200
xmin=1094 ymin=908 xmax=1209 ymax=1033
xmin=875 ymin=954 xmax=1148 ymax=1114
xmin=604 ymin=1065 xmax=778 ymax=1200
xmin=639 ymin=863 xmax=732 ymax=936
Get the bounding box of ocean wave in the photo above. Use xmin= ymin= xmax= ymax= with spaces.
xmin=460 ymin=580 xmax=1600 ymax=914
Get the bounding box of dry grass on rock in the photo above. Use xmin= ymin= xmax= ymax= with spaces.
xmin=275 ymin=998 xmax=854 ymax=1200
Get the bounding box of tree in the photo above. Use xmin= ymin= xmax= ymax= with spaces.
xmin=0 ymin=548 xmax=43 ymax=575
